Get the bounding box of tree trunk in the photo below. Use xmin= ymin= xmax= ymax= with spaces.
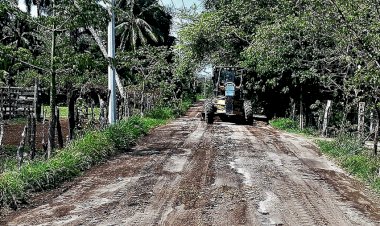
xmin=133 ymin=91 xmax=136 ymax=112
xmin=91 ymin=100 xmax=95 ymax=121
xmin=87 ymin=27 xmax=125 ymax=98
xmin=358 ymin=102 xmax=365 ymax=139
xmin=41 ymin=107 xmax=48 ymax=159
xmin=140 ymin=81 xmax=145 ymax=116
xmin=290 ymin=98 xmax=296 ymax=120
xmin=48 ymin=1 xmax=57 ymax=158
xmin=322 ymin=100 xmax=332 ymax=137
xmin=68 ymin=90 xmax=77 ymax=140
xmin=299 ymin=91 xmax=304 ymax=130
xmin=72 ymin=0 xmax=125 ymax=99
xmin=56 ymin=107 xmax=64 ymax=149
xmin=125 ymin=91 xmax=129 ymax=117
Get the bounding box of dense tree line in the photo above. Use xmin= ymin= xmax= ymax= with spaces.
xmin=0 ymin=0 xmax=194 ymax=154
xmin=178 ymin=0 xmax=380 ymax=152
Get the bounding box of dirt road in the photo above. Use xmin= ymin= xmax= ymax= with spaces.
xmin=4 ymin=103 xmax=380 ymax=225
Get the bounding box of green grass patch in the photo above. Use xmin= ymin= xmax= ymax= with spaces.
xmin=317 ymin=137 xmax=380 ymax=192
xmin=270 ymin=118 xmax=316 ymax=136
xmin=0 ymin=146 xmax=18 ymax=174
xmin=146 ymin=107 xmax=174 ymax=120
xmin=42 ymin=106 xmax=100 ymax=119
xmin=0 ymin=110 xmax=173 ymax=208
xmin=196 ymin=93 xmax=206 ymax=101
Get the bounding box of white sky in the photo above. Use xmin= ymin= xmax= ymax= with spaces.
xmin=160 ymin=0 xmax=202 ymax=9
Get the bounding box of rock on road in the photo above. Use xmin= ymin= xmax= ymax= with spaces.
xmin=4 ymin=102 xmax=380 ymax=225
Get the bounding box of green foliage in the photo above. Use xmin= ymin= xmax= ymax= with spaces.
xmin=270 ymin=118 xmax=316 ymax=136
xmin=0 ymin=112 xmax=171 ymax=208
xmin=317 ymin=138 xmax=380 ymax=192
xmin=116 ymin=0 xmax=172 ymax=51
xmin=146 ymin=107 xmax=174 ymax=120
xmin=42 ymin=106 xmax=100 ymax=119
xmin=0 ymin=95 xmax=189 ymax=207
xmin=270 ymin=118 xmax=298 ymax=130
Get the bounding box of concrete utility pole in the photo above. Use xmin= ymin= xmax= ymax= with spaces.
xmin=108 ymin=0 xmax=116 ymax=124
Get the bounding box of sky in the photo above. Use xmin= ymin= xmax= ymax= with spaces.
xmin=160 ymin=0 xmax=202 ymax=9
xmin=17 ymin=0 xmax=203 ymax=15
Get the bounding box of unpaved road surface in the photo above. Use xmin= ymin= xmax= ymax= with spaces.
xmin=4 ymin=102 xmax=380 ymax=225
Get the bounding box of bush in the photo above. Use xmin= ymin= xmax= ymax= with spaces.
xmin=146 ymin=107 xmax=174 ymax=120
xmin=270 ymin=118 xmax=298 ymax=130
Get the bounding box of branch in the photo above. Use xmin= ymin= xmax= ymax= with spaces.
xmin=73 ymin=0 xmax=126 ymax=98
xmin=328 ymin=0 xmax=380 ymax=68
xmin=0 ymin=50 xmax=49 ymax=72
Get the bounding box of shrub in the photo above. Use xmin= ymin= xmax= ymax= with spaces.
xmin=270 ymin=118 xmax=316 ymax=135
xmin=146 ymin=107 xmax=174 ymax=120
xmin=270 ymin=118 xmax=298 ymax=130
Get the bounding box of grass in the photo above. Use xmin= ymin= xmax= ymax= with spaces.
xmin=270 ymin=118 xmax=316 ymax=136
xmin=0 ymin=101 xmax=193 ymax=208
xmin=42 ymin=106 xmax=101 ymax=119
xmin=317 ymin=137 xmax=380 ymax=192
xmin=0 ymin=146 xmax=18 ymax=174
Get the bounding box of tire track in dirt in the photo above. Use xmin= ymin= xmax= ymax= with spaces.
xmin=5 ymin=105 xmax=203 ymax=225
xmin=4 ymin=102 xmax=380 ymax=226
xmin=244 ymin=125 xmax=380 ymax=225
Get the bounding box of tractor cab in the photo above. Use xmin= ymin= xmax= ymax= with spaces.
xmin=213 ymin=67 xmax=244 ymax=98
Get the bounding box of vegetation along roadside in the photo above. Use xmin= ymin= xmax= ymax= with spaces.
xmin=0 ymin=100 xmax=192 ymax=210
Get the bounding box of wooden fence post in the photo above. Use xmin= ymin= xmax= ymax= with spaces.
xmin=299 ymin=93 xmax=304 ymax=130
xmin=370 ymin=112 xmax=374 ymax=134
xmin=374 ymin=109 xmax=379 ymax=156
xmin=358 ymin=102 xmax=365 ymax=139
xmin=33 ymin=79 xmax=39 ymax=121
xmin=41 ymin=107 xmax=48 ymax=159
xmin=27 ymin=112 xmax=32 ymax=159
xmin=17 ymin=126 xmax=28 ymax=170
xmin=322 ymin=100 xmax=332 ymax=137
xmin=30 ymin=111 xmax=36 ymax=160
xmin=56 ymin=107 xmax=64 ymax=149
xmin=0 ymin=112 xmax=3 ymax=153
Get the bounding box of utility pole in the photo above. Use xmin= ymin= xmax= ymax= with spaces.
xmin=108 ymin=0 xmax=116 ymax=124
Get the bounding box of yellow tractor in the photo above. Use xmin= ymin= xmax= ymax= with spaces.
xmin=202 ymin=66 xmax=253 ymax=124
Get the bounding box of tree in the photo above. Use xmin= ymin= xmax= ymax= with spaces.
xmin=116 ymin=0 xmax=172 ymax=51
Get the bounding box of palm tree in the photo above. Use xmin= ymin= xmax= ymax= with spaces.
xmin=116 ymin=0 xmax=169 ymax=51
xmin=24 ymin=0 xmax=50 ymax=16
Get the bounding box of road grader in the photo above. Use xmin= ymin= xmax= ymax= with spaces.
xmin=202 ymin=66 xmax=253 ymax=124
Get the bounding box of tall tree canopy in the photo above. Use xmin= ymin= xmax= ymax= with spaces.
xmin=178 ymin=0 xmax=380 ymax=130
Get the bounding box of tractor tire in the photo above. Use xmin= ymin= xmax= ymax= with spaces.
xmin=204 ymin=99 xmax=214 ymax=124
xmin=244 ymin=100 xmax=253 ymax=125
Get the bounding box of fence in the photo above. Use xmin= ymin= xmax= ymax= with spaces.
xmin=0 ymin=86 xmax=41 ymax=119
